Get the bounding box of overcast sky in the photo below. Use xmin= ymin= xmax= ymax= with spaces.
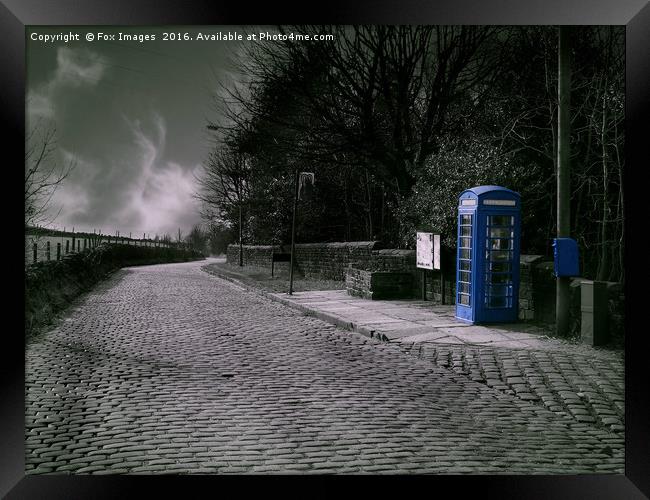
xmin=26 ymin=26 xmax=257 ymax=238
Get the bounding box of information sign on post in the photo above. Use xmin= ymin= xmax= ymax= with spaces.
xmin=416 ymin=232 xmax=442 ymax=302
xmin=416 ymin=232 xmax=440 ymax=270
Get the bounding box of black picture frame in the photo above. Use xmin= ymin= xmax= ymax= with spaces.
xmin=4 ymin=0 xmax=648 ymax=497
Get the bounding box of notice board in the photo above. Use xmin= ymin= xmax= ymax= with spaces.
xmin=416 ymin=232 xmax=440 ymax=270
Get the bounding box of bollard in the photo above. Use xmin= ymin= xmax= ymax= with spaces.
xmin=33 ymin=243 xmax=37 ymax=264
xmin=56 ymin=242 xmax=61 ymax=261
xmin=581 ymin=280 xmax=609 ymax=346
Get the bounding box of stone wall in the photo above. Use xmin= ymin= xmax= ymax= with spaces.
xmin=294 ymin=242 xmax=378 ymax=280
xmin=423 ymin=273 xmax=457 ymax=305
xmin=355 ymin=249 xmax=416 ymax=271
xmin=226 ymin=244 xmax=276 ymax=269
xmin=519 ymin=255 xmax=545 ymax=320
xmin=346 ymin=268 xmax=413 ymax=300
xmin=346 ymin=268 xmax=373 ymax=299
xmin=226 ymin=242 xmax=379 ymax=280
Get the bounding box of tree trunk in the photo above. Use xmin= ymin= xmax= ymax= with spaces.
xmin=365 ymin=170 xmax=373 ymax=240
xmin=597 ymin=82 xmax=610 ymax=282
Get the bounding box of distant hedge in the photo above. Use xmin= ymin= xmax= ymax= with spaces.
xmin=25 ymin=243 xmax=204 ymax=342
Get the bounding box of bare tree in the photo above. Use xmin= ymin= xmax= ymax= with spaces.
xmin=195 ymin=146 xmax=251 ymax=260
xmin=206 ymin=26 xmax=505 ymax=246
xmin=221 ymin=26 xmax=503 ymax=195
xmin=487 ymin=27 xmax=624 ymax=282
xmin=195 ymin=147 xmax=250 ymax=219
xmin=186 ymin=224 xmax=209 ymax=254
xmin=25 ymin=123 xmax=75 ymax=229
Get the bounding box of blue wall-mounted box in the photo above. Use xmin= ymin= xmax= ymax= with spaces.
xmin=552 ymin=238 xmax=580 ymax=277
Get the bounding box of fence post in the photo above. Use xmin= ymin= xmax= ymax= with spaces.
xmin=33 ymin=243 xmax=37 ymax=264
xmin=46 ymin=241 xmax=51 ymax=261
xmin=56 ymin=242 xmax=61 ymax=261
xmin=66 ymin=240 xmax=70 ymax=254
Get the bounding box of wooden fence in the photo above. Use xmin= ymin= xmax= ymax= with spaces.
xmin=25 ymin=231 xmax=190 ymax=265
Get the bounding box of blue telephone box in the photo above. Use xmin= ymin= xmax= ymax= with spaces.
xmin=455 ymin=186 xmax=521 ymax=324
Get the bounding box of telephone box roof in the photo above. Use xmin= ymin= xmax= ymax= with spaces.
xmin=460 ymin=185 xmax=520 ymax=198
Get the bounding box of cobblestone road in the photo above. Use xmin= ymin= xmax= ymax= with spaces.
xmin=25 ymin=260 xmax=624 ymax=474
xmin=399 ymin=343 xmax=624 ymax=431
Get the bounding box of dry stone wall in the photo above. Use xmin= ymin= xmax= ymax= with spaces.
xmin=227 ymin=242 xmax=378 ymax=280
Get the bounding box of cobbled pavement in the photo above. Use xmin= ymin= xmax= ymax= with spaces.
xmin=25 ymin=260 xmax=624 ymax=474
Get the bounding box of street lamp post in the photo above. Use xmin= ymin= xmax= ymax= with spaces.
xmin=289 ymin=170 xmax=300 ymax=295
xmin=288 ymin=171 xmax=315 ymax=295
xmin=239 ymin=200 xmax=243 ymax=267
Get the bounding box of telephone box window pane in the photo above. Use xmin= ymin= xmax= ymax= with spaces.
xmin=459 ymin=271 xmax=471 ymax=283
xmin=489 ymin=238 xmax=513 ymax=250
xmin=460 ymin=249 xmax=471 ymax=260
xmin=489 ymin=261 xmax=512 ymax=273
xmin=460 ymin=237 xmax=472 ymax=248
xmin=458 ymin=282 xmax=471 ymax=294
xmin=458 ymin=294 xmax=470 ymax=306
xmin=489 ymin=215 xmax=514 ymax=226
xmin=490 ymin=227 xmax=514 ymax=238
xmin=459 ymin=260 xmax=472 ymax=271
xmin=489 ymin=250 xmax=512 ymax=261
xmin=488 ymin=285 xmax=509 ymax=296
xmin=460 ymin=226 xmax=472 ymax=236
xmin=487 ymin=273 xmax=512 ymax=284
xmin=488 ymin=296 xmax=507 ymax=308
xmin=460 ymin=215 xmax=473 ymax=225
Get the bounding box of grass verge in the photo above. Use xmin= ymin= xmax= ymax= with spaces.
xmin=202 ymin=261 xmax=345 ymax=294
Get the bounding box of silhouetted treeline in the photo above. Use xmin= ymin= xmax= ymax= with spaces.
xmin=197 ymin=26 xmax=624 ymax=282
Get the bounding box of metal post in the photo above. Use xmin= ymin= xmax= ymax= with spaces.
xmin=239 ymin=202 xmax=243 ymax=267
xmin=421 ymin=270 xmax=427 ymax=301
xmin=441 ymin=268 xmax=446 ymax=305
xmin=33 ymin=243 xmax=37 ymax=264
xmin=556 ymin=26 xmax=572 ymax=336
xmin=289 ymin=169 xmax=299 ymax=295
